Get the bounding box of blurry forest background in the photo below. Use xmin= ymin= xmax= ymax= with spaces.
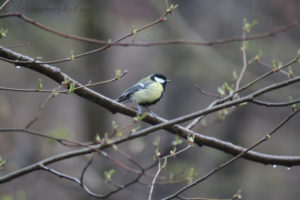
xmin=1 ymin=0 xmax=300 ymax=199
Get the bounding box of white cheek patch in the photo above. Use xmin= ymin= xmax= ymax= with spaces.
xmin=154 ymin=77 xmax=165 ymax=83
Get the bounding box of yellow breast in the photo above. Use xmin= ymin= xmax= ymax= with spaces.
xmin=132 ymin=82 xmax=163 ymax=105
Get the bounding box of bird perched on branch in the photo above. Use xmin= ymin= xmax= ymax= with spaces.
xmin=116 ymin=73 xmax=170 ymax=117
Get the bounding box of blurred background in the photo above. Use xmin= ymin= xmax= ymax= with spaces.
xmin=1 ymin=0 xmax=300 ymax=199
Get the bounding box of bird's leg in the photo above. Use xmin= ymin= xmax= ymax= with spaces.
xmin=144 ymin=106 xmax=158 ymax=118
xmin=137 ymin=104 xmax=143 ymax=116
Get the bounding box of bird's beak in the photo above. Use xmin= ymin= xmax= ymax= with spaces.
xmin=166 ymin=79 xmax=171 ymax=82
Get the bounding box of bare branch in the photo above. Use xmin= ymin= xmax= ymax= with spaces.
xmin=0 ymin=0 xmax=10 ymax=10
xmin=4 ymin=42 xmax=31 ymax=49
xmin=177 ymin=196 xmax=237 ymax=200
xmin=195 ymin=83 xmax=220 ymax=98
xmin=162 ymin=109 xmax=300 ymax=200
xmin=235 ymin=56 xmax=299 ymax=94
xmin=0 ymin=144 xmax=99 ymax=184
xmin=1 ymin=13 xmax=300 ymax=47
xmin=0 ymin=128 xmax=83 ymax=147
xmin=252 ymin=98 xmax=300 ymax=107
xmin=0 ymin=10 xmax=171 ymax=65
xmin=148 ymin=144 xmax=192 ymax=200
xmin=235 ymin=28 xmax=248 ymax=90
xmin=80 ymin=153 xmax=95 ymax=186
xmin=148 ymin=159 xmax=162 ymax=200
xmin=99 ymin=151 xmax=141 ymax=174
xmin=256 ymin=59 xmax=289 ymax=76
xmin=187 ymin=56 xmax=299 ymax=130
xmin=0 ymin=70 xmax=127 ymax=93
xmin=25 ymin=86 xmax=61 ymax=129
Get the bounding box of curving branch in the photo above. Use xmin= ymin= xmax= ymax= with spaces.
xmin=0 ymin=128 xmax=84 ymax=147
xmin=0 ymin=9 xmax=171 ymax=65
xmin=0 ymin=70 xmax=127 ymax=93
xmin=1 ymin=13 xmax=300 ymax=47
xmin=251 ymin=98 xmax=300 ymax=107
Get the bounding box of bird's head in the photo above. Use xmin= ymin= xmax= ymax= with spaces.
xmin=150 ymin=74 xmax=171 ymax=86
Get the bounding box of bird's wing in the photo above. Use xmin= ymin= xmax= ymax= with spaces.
xmin=116 ymin=82 xmax=150 ymax=102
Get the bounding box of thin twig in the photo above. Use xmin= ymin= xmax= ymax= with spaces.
xmin=4 ymin=42 xmax=31 ymax=49
xmin=80 ymin=153 xmax=96 ymax=186
xmin=73 ymin=70 xmax=128 ymax=90
xmin=177 ymin=196 xmax=237 ymax=200
xmin=99 ymin=151 xmax=141 ymax=174
xmin=234 ymin=56 xmax=299 ymax=95
xmin=163 ymin=144 xmax=192 ymax=160
xmin=1 ymin=127 xmax=148 ymax=180
xmin=235 ymin=29 xmax=248 ymax=90
xmin=39 ymin=163 xmax=81 ymax=183
xmin=23 ymin=147 xmax=146 ymax=199
xmin=195 ymin=83 xmax=220 ymax=98
xmin=1 ymin=13 xmax=300 ymax=47
xmin=148 ymin=144 xmax=192 ymax=200
xmin=25 ymin=86 xmax=62 ymax=129
xmin=189 ymin=27 xmax=248 ymax=135
xmin=186 ymin=56 xmax=299 ymax=130
xmin=186 ymin=100 xmax=220 ymax=130
xmin=0 ymin=0 xmax=10 ymax=10
xmin=256 ymin=59 xmax=289 ymax=76
xmin=25 ymin=86 xmax=61 ymax=129
xmin=0 ymin=128 xmax=86 ymax=147
xmin=0 ymin=10 xmax=171 ymax=65
xmin=0 ymin=69 xmax=127 ymax=93
xmin=39 ymin=163 xmax=106 ymax=198
xmin=252 ymin=98 xmax=300 ymax=107
xmin=148 ymin=159 xmax=162 ymax=200
xmin=0 ymin=70 xmax=128 ymax=94
xmin=115 ymin=149 xmax=173 ymax=181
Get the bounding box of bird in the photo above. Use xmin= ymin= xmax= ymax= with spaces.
xmin=116 ymin=73 xmax=170 ymax=117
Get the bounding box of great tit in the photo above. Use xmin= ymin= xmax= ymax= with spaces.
xmin=116 ymin=73 xmax=170 ymax=116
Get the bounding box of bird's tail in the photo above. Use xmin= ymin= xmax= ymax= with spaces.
xmin=115 ymin=95 xmax=128 ymax=103
xmin=112 ymin=95 xmax=127 ymax=114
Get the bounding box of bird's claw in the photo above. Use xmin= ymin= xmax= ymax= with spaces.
xmin=149 ymin=110 xmax=158 ymax=118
